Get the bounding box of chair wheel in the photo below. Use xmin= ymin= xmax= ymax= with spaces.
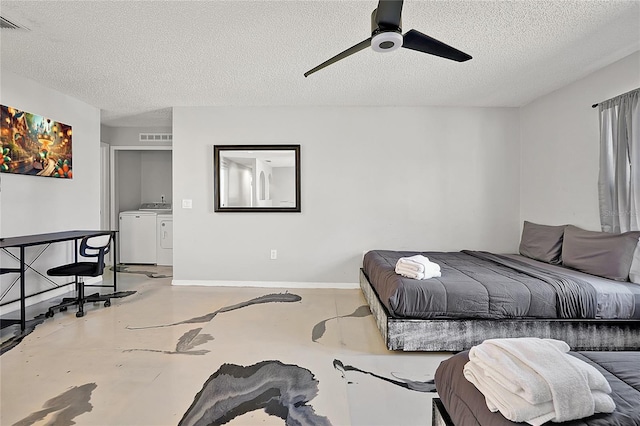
xmin=60 ymin=307 xmax=68 ymax=312
xmin=76 ymin=311 xmax=85 ymax=318
xmin=104 ymin=300 xmax=111 ymax=307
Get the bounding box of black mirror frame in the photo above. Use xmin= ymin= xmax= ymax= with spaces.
xmin=214 ymin=144 xmax=301 ymax=213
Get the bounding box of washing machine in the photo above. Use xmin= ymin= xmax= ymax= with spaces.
xmin=119 ymin=203 xmax=172 ymax=264
xmin=119 ymin=210 xmax=157 ymax=264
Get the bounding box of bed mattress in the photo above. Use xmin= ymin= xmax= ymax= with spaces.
xmin=362 ymin=250 xmax=640 ymax=320
xmin=434 ymin=351 xmax=640 ymax=426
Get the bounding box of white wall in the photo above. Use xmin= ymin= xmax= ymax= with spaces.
xmin=225 ymin=160 xmax=252 ymax=207
xmin=103 ymin=125 xmax=173 ymax=217
xmin=173 ymin=106 xmax=520 ymax=285
xmin=116 ymin=151 xmax=143 ymax=213
xmin=103 ymin=125 xmax=172 ymax=147
xmin=272 ymin=167 xmax=295 ymax=207
xmin=0 ymin=70 xmax=101 ymax=304
xmin=520 ymin=51 xmax=640 ymax=230
xmin=141 ymin=150 xmax=172 ymax=204
xmin=254 ymin=159 xmax=272 ymax=207
xmin=113 ymin=150 xmax=172 ymax=214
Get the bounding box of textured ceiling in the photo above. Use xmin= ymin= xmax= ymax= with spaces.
xmin=1 ymin=1 xmax=639 ymax=127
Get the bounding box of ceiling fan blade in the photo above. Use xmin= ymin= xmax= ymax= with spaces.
xmin=304 ymin=38 xmax=372 ymax=77
xmin=375 ymin=0 xmax=404 ymax=29
xmin=402 ymin=29 xmax=472 ymax=62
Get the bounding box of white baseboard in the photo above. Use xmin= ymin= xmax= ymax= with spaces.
xmin=0 ymin=276 xmax=102 ymax=315
xmin=171 ymin=280 xmax=359 ymax=289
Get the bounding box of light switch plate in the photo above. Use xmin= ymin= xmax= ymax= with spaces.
xmin=182 ymin=199 xmax=193 ymax=209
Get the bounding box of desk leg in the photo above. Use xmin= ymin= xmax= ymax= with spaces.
xmin=113 ymin=232 xmax=117 ymax=292
xmin=20 ymin=246 xmax=25 ymax=332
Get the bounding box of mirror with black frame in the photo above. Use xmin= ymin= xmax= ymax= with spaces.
xmin=213 ymin=144 xmax=301 ymax=212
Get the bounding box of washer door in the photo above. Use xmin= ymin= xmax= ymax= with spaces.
xmin=119 ymin=212 xmax=157 ymax=264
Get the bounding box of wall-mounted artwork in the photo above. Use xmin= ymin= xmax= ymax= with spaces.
xmin=214 ymin=144 xmax=301 ymax=212
xmin=1 ymin=105 xmax=73 ymax=178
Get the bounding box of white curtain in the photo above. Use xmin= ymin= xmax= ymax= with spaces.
xmin=598 ymin=88 xmax=640 ymax=233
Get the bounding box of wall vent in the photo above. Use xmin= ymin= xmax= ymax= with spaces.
xmin=0 ymin=16 xmax=29 ymax=30
xmin=139 ymin=133 xmax=172 ymax=143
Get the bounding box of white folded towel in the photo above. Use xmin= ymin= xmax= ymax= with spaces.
xmin=397 ymin=255 xmax=434 ymax=271
xmin=469 ymin=338 xmax=611 ymax=403
xmin=395 ymin=265 xmax=419 ymax=279
xmin=395 ymin=255 xmax=441 ymax=280
xmin=395 ymin=263 xmax=441 ymax=279
xmin=464 ymin=338 xmax=615 ymax=425
xmin=396 ymin=260 xmax=424 ymax=273
xmin=464 ymin=359 xmax=614 ymax=425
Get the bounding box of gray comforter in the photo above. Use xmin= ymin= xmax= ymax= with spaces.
xmin=466 ymin=251 xmax=597 ymax=318
xmin=434 ymin=351 xmax=640 ymax=426
xmin=362 ymin=250 xmax=638 ymax=320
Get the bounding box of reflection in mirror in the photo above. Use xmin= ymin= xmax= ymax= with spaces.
xmin=214 ymin=145 xmax=301 ymax=212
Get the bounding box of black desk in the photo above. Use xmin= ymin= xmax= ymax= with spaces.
xmin=0 ymin=230 xmax=118 ymax=331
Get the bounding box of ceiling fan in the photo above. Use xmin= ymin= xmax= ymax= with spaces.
xmin=304 ymin=0 xmax=472 ymax=77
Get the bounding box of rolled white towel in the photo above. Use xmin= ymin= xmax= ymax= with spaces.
xmin=396 ymin=255 xmax=441 ymax=278
xmin=395 ymin=265 xmax=421 ymax=279
xmin=395 ymin=263 xmax=441 ymax=280
xmin=396 ymin=260 xmax=425 ymax=273
xmin=398 ymin=255 xmax=436 ymax=271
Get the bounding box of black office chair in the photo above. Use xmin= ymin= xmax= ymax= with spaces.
xmin=45 ymin=234 xmax=112 ymax=318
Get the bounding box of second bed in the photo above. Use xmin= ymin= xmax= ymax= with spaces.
xmin=361 ymin=249 xmax=640 ymax=351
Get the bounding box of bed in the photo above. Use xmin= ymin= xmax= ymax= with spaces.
xmin=432 ymin=350 xmax=640 ymax=426
xmin=360 ymin=223 xmax=640 ymax=351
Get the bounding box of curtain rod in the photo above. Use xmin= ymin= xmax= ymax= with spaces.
xmin=592 ymin=87 xmax=640 ymax=108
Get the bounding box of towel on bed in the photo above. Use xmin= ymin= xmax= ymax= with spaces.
xmin=463 ymin=338 xmax=615 ymax=425
xmin=395 ymin=255 xmax=441 ymax=280
xmin=395 ymin=264 xmax=441 ymax=280
xmin=463 ymin=361 xmax=614 ymax=425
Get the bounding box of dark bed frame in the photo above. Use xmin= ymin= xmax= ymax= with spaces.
xmin=359 ymin=269 xmax=640 ymax=352
xmin=432 ymin=399 xmax=454 ymax=426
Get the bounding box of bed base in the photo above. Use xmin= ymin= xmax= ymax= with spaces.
xmin=432 ymin=399 xmax=454 ymax=426
xmin=360 ymin=269 xmax=640 ymax=352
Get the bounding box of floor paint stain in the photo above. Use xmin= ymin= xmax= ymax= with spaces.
xmin=12 ymin=383 xmax=97 ymax=426
xmin=1 ymin=291 xmax=136 ymax=356
xmin=312 ymin=305 xmax=371 ymax=342
xmin=127 ymin=292 xmax=302 ymax=330
xmin=1 ymin=314 xmax=46 ymax=355
xmin=333 ymin=359 xmax=436 ymax=392
xmin=125 ymin=328 xmax=214 ymax=355
xmin=179 ymin=360 xmax=332 ymax=426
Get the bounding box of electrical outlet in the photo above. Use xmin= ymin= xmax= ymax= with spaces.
xmin=270 ymin=249 xmax=277 ymax=260
xmin=182 ymin=199 xmax=192 ymax=209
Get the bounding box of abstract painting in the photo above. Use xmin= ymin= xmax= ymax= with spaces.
xmin=1 ymin=104 xmax=73 ymax=178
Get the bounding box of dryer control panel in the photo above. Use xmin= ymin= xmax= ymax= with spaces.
xmin=140 ymin=202 xmax=172 ymax=211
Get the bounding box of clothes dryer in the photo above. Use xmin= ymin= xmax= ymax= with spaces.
xmin=156 ymin=213 xmax=173 ymax=266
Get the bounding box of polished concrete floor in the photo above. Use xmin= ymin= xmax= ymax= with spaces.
xmin=0 ymin=266 xmax=452 ymax=426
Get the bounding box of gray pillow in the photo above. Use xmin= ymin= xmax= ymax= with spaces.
xmin=518 ymin=221 xmax=565 ymax=264
xmin=562 ymin=225 xmax=640 ymax=281
xmin=629 ymin=241 xmax=640 ymax=284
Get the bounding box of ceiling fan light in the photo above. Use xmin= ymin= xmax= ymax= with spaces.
xmin=371 ymin=31 xmax=403 ymax=53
